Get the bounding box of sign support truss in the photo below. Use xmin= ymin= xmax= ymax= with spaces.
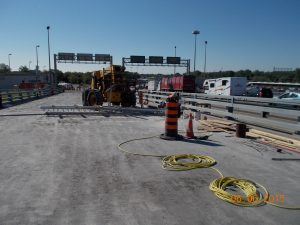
xmin=54 ymin=53 xmax=113 ymax=71
xmin=122 ymin=56 xmax=190 ymax=74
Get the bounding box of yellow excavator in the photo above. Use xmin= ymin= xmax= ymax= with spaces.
xmin=82 ymin=65 xmax=136 ymax=107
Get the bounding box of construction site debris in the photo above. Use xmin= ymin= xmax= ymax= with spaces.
xmin=198 ymin=119 xmax=236 ymax=133
xmin=198 ymin=118 xmax=300 ymax=154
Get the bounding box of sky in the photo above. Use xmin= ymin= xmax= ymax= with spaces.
xmin=0 ymin=0 xmax=300 ymax=74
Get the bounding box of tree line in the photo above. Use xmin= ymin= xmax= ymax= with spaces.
xmin=189 ymin=69 xmax=300 ymax=83
xmin=55 ymin=71 xmax=92 ymax=84
xmin=1 ymin=63 xmax=299 ymax=83
xmin=55 ymin=71 xmax=140 ymax=84
xmin=21 ymin=68 xmax=300 ymax=84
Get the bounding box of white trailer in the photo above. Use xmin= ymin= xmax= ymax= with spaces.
xmin=203 ymin=77 xmax=247 ymax=96
xmin=147 ymin=80 xmax=160 ymax=91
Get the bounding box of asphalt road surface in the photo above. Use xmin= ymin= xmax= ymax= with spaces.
xmin=0 ymin=91 xmax=299 ymax=225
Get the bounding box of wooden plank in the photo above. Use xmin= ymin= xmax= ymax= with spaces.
xmin=258 ymin=140 xmax=300 ymax=154
xmin=208 ymin=119 xmax=235 ymax=126
xmin=249 ymin=129 xmax=300 ymax=147
xmin=247 ymin=130 xmax=300 ymax=152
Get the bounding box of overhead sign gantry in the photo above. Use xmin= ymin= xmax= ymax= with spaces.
xmin=54 ymin=53 xmax=112 ymax=71
xmin=122 ymin=55 xmax=190 ymax=74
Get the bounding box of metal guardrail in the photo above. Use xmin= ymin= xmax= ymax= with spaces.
xmin=0 ymin=87 xmax=64 ymax=108
xmin=142 ymin=91 xmax=300 ymax=137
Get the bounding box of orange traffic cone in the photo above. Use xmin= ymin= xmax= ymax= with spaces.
xmin=186 ymin=113 xmax=194 ymax=138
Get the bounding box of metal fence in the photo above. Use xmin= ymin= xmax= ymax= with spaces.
xmin=142 ymin=91 xmax=300 ymax=138
xmin=0 ymin=87 xmax=64 ymax=107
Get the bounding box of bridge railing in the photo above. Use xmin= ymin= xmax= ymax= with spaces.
xmin=0 ymin=87 xmax=64 ymax=108
xmin=142 ymin=90 xmax=300 ymax=137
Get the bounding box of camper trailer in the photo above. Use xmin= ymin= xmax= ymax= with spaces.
xmin=203 ymin=77 xmax=247 ymax=96
xmin=147 ymin=80 xmax=161 ymax=91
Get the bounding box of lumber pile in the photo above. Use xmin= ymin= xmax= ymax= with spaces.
xmin=198 ymin=119 xmax=236 ymax=133
xmin=247 ymin=129 xmax=300 ymax=154
xmin=198 ymin=119 xmax=300 ymax=154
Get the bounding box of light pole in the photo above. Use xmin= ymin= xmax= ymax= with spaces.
xmin=29 ymin=61 xmax=32 ymax=70
xmin=8 ymin=54 xmax=12 ymax=71
xmin=192 ymin=30 xmax=200 ymax=72
xmin=174 ymin=46 xmax=177 ymax=74
xmin=36 ymin=45 xmax=40 ymax=83
xmin=47 ymin=26 xmax=51 ymax=84
xmin=204 ymin=41 xmax=207 ymax=73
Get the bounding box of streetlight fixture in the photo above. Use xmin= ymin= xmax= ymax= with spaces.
xmin=46 ymin=26 xmax=51 ymax=84
xmin=204 ymin=41 xmax=207 ymax=73
xmin=192 ymin=30 xmax=200 ymax=72
xmin=8 ymin=53 xmax=12 ymax=71
xmin=174 ymin=45 xmax=177 ymax=74
xmin=36 ymin=45 xmax=40 ymax=83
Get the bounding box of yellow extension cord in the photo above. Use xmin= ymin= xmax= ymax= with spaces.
xmin=117 ymin=135 xmax=300 ymax=210
xmin=209 ymin=176 xmax=267 ymax=207
xmin=162 ymin=154 xmax=216 ymax=171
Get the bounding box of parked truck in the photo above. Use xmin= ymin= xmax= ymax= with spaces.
xmin=160 ymin=74 xmax=195 ymax=92
xmin=203 ymin=77 xmax=247 ymax=96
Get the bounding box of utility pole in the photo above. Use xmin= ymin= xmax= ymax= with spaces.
xmin=36 ymin=45 xmax=40 ymax=84
xmin=174 ymin=46 xmax=177 ymax=74
xmin=8 ymin=53 xmax=12 ymax=71
xmin=204 ymin=41 xmax=207 ymax=73
xmin=47 ymin=26 xmax=51 ymax=84
xmin=192 ymin=30 xmax=200 ymax=72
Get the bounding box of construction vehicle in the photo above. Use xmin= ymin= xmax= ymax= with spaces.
xmin=82 ymin=65 xmax=136 ymax=107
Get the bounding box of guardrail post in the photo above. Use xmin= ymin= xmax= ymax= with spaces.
xmin=236 ymin=123 xmax=247 ymax=138
xmin=0 ymin=94 xmax=2 ymax=108
xmin=35 ymin=90 xmax=40 ymax=98
xmin=296 ymin=117 xmax=300 ymax=135
xmin=8 ymin=94 xmax=13 ymax=103
xmin=261 ymin=112 xmax=269 ymax=118
xmin=226 ymin=106 xmax=234 ymax=113
xmin=19 ymin=92 xmax=23 ymax=100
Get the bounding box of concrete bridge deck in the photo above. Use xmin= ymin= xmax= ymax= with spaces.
xmin=0 ymin=92 xmax=299 ymax=224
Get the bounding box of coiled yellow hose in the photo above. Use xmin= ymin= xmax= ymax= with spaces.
xmin=209 ymin=176 xmax=300 ymax=209
xmin=118 ymin=135 xmax=217 ymax=171
xmin=162 ymin=154 xmax=216 ymax=171
xmin=118 ymin=135 xmax=300 ymax=209
xmin=209 ymin=176 xmax=267 ymax=207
